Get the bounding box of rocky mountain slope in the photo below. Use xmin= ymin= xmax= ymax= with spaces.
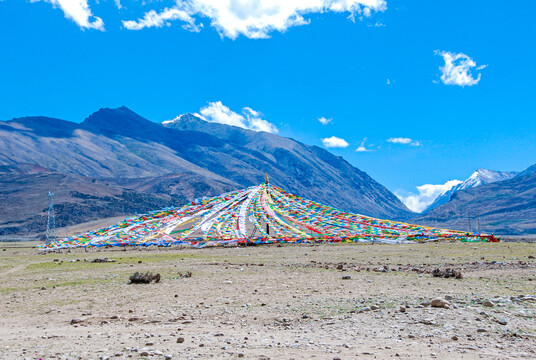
xmin=416 ymin=167 xmax=536 ymax=235
xmin=0 ymin=107 xmax=412 ymax=238
xmin=162 ymin=113 xmax=411 ymax=219
xmin=0 ymin=164 xmax=177 ymax=239
xmin=423 ymin=169 xmax=517 ymax=214
xmin=516 ymin=164 xmax=536 ymax=178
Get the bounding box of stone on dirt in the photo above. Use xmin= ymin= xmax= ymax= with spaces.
xmin=431 ymin=298 xmax=450 ymax=308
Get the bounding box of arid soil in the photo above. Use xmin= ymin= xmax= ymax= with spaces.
xmin=0 ymin=242 xmax=535 ymax=359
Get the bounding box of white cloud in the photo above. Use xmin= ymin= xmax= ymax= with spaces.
xmin=387 ymin=137 xmax=421 ymax=146
xmin=386 ymin=78 xmax=390 ymax=85
xmin=322 ymin=136 xmax=349 ymax=148
xmin=198 ymin=101 xmax=278 ymax=133
xmin=199 ymin=101 xmax=247 ymax=127
xmin=33 ymin=0 xmax=105 ymax=30
xmin=123 ymin=0 xmax=387 ymax=39
xmin=318 ymin=116 xmax=332 ymax=125
xmin=355 ymin=138 xmax=373 ymax=152
xmin=114 ymin=0 xmax=122 ymax=10
xmin=367 ymin=21 xmax=385 ymax=27
xmin=435 ymin=50 xmax=487 ymax=87
xmin=242 ymin=107 xmax=278 ymax=133
xmin=396 ymin=180 xmax=462 ymax=213
xmin=122 ymin=6 xmax=201 ymax=32
xmin=388 ymin=137 xmax=411 ymax=144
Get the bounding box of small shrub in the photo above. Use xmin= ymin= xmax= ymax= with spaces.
xmin=129 ymin=271 xmax=161 ymax=284
xmin=432 ymin=268 xmax=463 ymax=279
xmin=178 ymin=271 xmax=192 ymax=278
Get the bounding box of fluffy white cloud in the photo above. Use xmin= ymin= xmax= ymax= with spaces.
xmin=318 ymin=116 xmax=332 ymax=125
xmin=388 ymin=137 xmax=411 ymax=144
xmin=122 ymin=6 xmax=201 ymax=32
xmin=387 ymin=137 xmax=421 ymax=146
xmin=322 ymin=136 xmax=349 ymax=148
xmin=435 ymin=50 xmax=487 ymax=87
xmin=198 ymin=101 xmax=278 ymax=133
xmin=355 ymin=138 xmax=373 ymax=152
xmin=123 ymin=0 xmax=387 ymax=38
xmin=396 ymin=179 xmax=462 ymax=213
xmin=242 ymin=107 xmax=278 ymax=133
xmin=32 ymin=0 xmax=104 ymax=30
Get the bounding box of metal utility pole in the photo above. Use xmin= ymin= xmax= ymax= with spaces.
xmin=250 ymin=226 xmax=257 ymax=238
xmin=46 ymin=191 xmax=56 ymax=244
xmin=467 ymin=215 xmax=472 ymax=233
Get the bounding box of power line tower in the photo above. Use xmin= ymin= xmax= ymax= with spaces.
xmin=46 ymin=191 xmax=56 ymax=244
xmin=467 ymin=215 xmax=472 ymax=233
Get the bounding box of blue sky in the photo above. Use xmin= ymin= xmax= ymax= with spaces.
xmin=1 ymin=1 xmax=535 ymax=211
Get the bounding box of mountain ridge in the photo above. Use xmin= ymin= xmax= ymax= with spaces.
xmin=423 ymin=169 xmax=518 ymax=214
xmin=0 ymin=107 xmax=413 ymax=238
xmin=162 ymin=113 xmax=411 ymax=219
xmin=417 ymin=165 xmax=536 ymax=235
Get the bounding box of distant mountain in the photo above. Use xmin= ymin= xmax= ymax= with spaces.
xmin=162 ymin=113 xmax=412 ymax=219
xmin=417 ymin=165 xmax=536 ymax=235
xmin=423 ymin=169 xmax=517 ymax=214
xmin=516 ymin=164 xmax=536 ymax=178
xmin=0 ymin=107 xmax=412 ymax=238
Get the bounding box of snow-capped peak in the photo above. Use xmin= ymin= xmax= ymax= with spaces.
xmin=162 ymin=114 xmax=186 ymax=125
xmin=462 ymin=169 xmax=516 ymax=190
xmin=423 ymin=169 xmax=517 ymax=213
xmin=162 ymin=113 xmax=206 ymax=125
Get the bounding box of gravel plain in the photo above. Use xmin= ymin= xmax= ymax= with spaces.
xmin=0 ymin=241 xmax=535 ymax=359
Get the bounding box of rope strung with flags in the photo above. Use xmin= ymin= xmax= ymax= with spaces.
xmin=39 ymin=181 xmax=498 ymax=250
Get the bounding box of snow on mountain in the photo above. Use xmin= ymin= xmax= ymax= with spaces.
xmin=423 ymin=169 xmax=518 ymax=213
xmin=162 ymin=113 xmax=206 ymax=125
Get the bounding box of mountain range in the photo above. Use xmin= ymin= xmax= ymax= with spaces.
xmin=417 ymin=169 xmax=536 ymax=235
xmin=0 ymin=106 xmax=412 ymax=239
xmin=2 ymin=106 xmax=535 ymax=238
xmin=423 ymin=169 xmax=518 ymax=213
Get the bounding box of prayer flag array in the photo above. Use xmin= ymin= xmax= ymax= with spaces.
xmin=40 ymin=182 xmax=497 ymax=250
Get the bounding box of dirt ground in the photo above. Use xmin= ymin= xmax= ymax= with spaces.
xmin=0 ymin=242 xmax=535 ymax=360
